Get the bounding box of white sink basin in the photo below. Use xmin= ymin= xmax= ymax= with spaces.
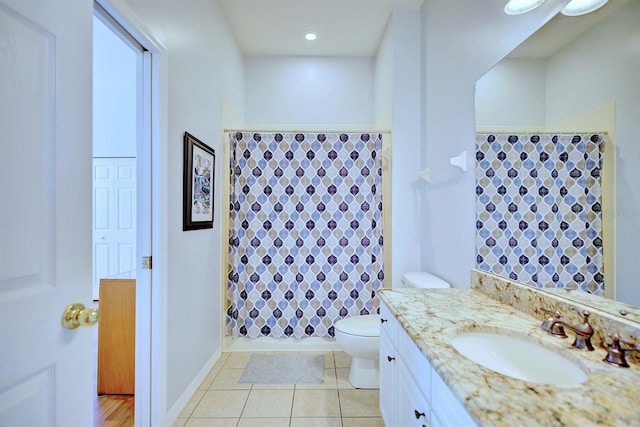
xmin=450 ymin=332 xmax=588 ymax=386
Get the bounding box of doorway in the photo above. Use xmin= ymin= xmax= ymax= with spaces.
xmin=92 ymin=3 xmax=150 ymax=425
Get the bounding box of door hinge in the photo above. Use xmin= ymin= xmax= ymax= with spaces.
xmin=142 ymin=256 xmax=152 ymax=269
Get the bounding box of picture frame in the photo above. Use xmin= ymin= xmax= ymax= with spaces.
xmin=183 ymin=131 xmax=215 ymax=231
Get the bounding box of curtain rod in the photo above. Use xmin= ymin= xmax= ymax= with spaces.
xmin=223 ymin=129 xmax=392 ymax=134
xmin=476 ymin=130 xmax=609 ymax=135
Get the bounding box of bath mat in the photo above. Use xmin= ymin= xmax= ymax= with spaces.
xmin=239 ymin=354 xmax=325 ymax=384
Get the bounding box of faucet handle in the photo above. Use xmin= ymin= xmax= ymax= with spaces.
xmin=572 ymin=310 xmax=595 ymax=351
xmin=603 ymin=333 xmax=640 ymax=367
xmin=540 ymin=310 xmax=568 ymax=338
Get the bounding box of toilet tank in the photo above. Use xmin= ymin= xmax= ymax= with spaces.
xmin=402 ymin=272 xmax=450 ymax=289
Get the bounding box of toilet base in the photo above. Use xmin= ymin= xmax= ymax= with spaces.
xmin=348 ymin=356 xmax=379 ymax=389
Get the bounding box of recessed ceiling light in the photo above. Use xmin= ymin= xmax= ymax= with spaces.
xmin=561 ymin=0 xmax=608 ymax=16
xmin=304 ymin=32 xmax=318 ymax=42
xmin=504 ymin=0 xmax=546 ymax=15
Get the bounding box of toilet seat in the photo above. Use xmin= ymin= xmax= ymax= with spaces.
xmin=334 ymin=315 xmax=380 ymax=337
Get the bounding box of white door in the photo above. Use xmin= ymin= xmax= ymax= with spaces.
xmin=0 ymin=0 xmax=94 ymax=426
xmin=93 ymin=157 xmax=137 ymax=299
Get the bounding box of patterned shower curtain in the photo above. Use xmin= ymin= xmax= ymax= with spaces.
xmin=476 ymin=133 xmax=605 ymax=295
xmin=227 ymin=132 xmax=384 ymax=339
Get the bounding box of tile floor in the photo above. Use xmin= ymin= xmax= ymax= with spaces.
xmin=172 ymin=351 xmax=384 ymax=427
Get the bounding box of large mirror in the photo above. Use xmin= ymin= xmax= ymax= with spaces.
xmin=475 ymin=0 xmax=640 ymax=319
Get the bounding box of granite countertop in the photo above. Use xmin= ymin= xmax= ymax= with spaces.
xmin=378 ymin=288 xmax=640 ymax=427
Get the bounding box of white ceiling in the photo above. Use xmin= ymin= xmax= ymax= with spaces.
xmin=220 ymin=0 xmax=630 ymax=59
xmin=509 ymin=0 xmax=630 ymax=59
xmin=218 ymin=0 xmax=424 ymax=56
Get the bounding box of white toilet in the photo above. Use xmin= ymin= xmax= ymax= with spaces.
xmin=334 ymin=272 xmax=451 ymax=389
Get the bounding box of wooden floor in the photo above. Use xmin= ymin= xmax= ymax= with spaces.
xmin=93 ymin=301 xmax=134 ymax=427
xmin=94 ymin=395 xmax=134 ymax=427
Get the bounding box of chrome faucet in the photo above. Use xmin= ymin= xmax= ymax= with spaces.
xmin=542 ymin=310 xmax=594 ymax=351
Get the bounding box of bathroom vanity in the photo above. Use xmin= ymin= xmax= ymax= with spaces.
xmin=378 ymin=270 xmax=640 ymax=427
xmin=380 ymin=302 xmax=475 ymax=426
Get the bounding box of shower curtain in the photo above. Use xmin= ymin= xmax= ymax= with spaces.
xmin=475 ymin=133 xmax=605 ymax=295
xmin=227 ymin=132 xmax=384 ymax=339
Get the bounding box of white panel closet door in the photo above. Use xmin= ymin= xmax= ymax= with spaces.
xmin=93 ymin=157 xmax=137 ymax=299
xmin=0 ymin=0 xmax=94 ymax=425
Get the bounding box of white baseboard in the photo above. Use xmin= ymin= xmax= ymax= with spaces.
xmin=223 ymin=336 xmax=341 ymax=352
xmin=165 ymin=348 xmax=222 ymax=425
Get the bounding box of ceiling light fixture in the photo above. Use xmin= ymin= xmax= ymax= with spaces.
xmin=304 ymin=32 xmax=317 ymax=41
xmin=504 ymin=0 xmax=546 ymax=15
xmin=561 ymin=0 xmax=608 ymax=16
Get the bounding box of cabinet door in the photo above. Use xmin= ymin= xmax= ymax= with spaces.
xmin=398 ymin=360 xmax=431 ymax=427
xmin=380 ymin=328 xmax=396 ymax=426
xmin=380 ymin=301 xmax=398 ymax=347
xmin=431 ymin=368 xmax=476 ymax=427
xmin=399 ymin=325 xmax=431 ymax=401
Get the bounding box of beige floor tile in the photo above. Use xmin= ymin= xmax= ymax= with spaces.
xmin=198 ymin=360 xmax=227 ymax=391
xmin=211 ymin=353 xmax=230 ymax=372
xmin=290 ymin=418 xmax=342 ymax=427
xmin=341 ymin=417 xmax=385 ymax=427
xmin=180 ymin=390 xmax=205 ymax=417
xmin=291 ymin=389 xmax=341 ymax=418
xmin=200 ymin=353 xmax=230 ymax=386
xmin=241 ymin=389 xmax=294 ymax=418
xmin=237 ymin=418 xmax=290 ymax=427
xmin=223 ymin=352 xmax=253 ymax=369
xmin=295 ymin=368 xmax=338 ymax=390
xmin=323 ymin=352 xmax=335 ymax=369
xmin=339 ymin=389 xmax=381 ymax=418
xmin=198 ymin=371 xmax=217 ymax=391
xmin=171 ymin=418 xmax=188 ymax=427
xmin=191 ymin=390 xmax=250 ymax=418
xmin=333 ymin=351 xmax=351 ymax=368
xmin=250 ymin=381 xmax=296 ymax=390
xmin=209 ymin=368 xmax=252 ymax=390
xmin=335 ymin=367 xmax=356 ymax=390
xmin=185 ymin=418 xmax=239 ymax=427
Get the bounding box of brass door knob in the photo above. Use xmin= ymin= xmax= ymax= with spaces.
xmin=61 ymin=303 xmax=101 ymax=329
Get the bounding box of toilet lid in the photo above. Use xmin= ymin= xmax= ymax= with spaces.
xmin=334 ymin=315 xmax=380 ymax=337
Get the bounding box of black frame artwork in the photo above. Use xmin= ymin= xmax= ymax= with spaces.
xmin=183 ymin=131 xmax=215 ymax=231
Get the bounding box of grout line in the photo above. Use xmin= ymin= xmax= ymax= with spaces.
xmin=332 ymin=351 xmax=346 ymax=427
xmin=289 ymin=383 xmax=296 ymax=427
xmin=236 ymin=361 xmax=253 ymax=423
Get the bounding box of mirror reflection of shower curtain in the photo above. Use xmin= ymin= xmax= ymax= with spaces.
xmin=475 ymin=133 xmax=605 ymax=295
xmin=227 ymin=132 xmax=384 ymax=339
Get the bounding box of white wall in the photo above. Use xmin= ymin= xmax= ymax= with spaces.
xmin=123 ymin=0 xmax=245 ymax=415
xmin=374 ymin=18 xmax=393 ymax=129
xmin=475 ymin=58 xmax=546 ymax=128
xmin=544 ymin=2 xmax=640 ymax=305
xmin=378 ymin=10 xmax=423 ymax=287
xmin=420 ymin=0 xmax=569 ymax=288
xmin=245 ymin=56 xmax=374 ymax=126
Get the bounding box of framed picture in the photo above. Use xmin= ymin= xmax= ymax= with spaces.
xmin=183 ymin=132 xmax=215 ymax=230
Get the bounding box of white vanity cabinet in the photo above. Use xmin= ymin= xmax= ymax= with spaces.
xmin=397 ymin=360 xmax=431 ymax=426
xmin=379 ymin=303 xmax=399 ymax=424
xmin=379 ymin=301 xmax=476 ymax=427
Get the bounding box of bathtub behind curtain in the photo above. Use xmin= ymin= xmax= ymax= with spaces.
xmin=227 ymin=132 xmax=384 ymax=339
xmin=476 ymin=133 xmax=605 ymax=295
